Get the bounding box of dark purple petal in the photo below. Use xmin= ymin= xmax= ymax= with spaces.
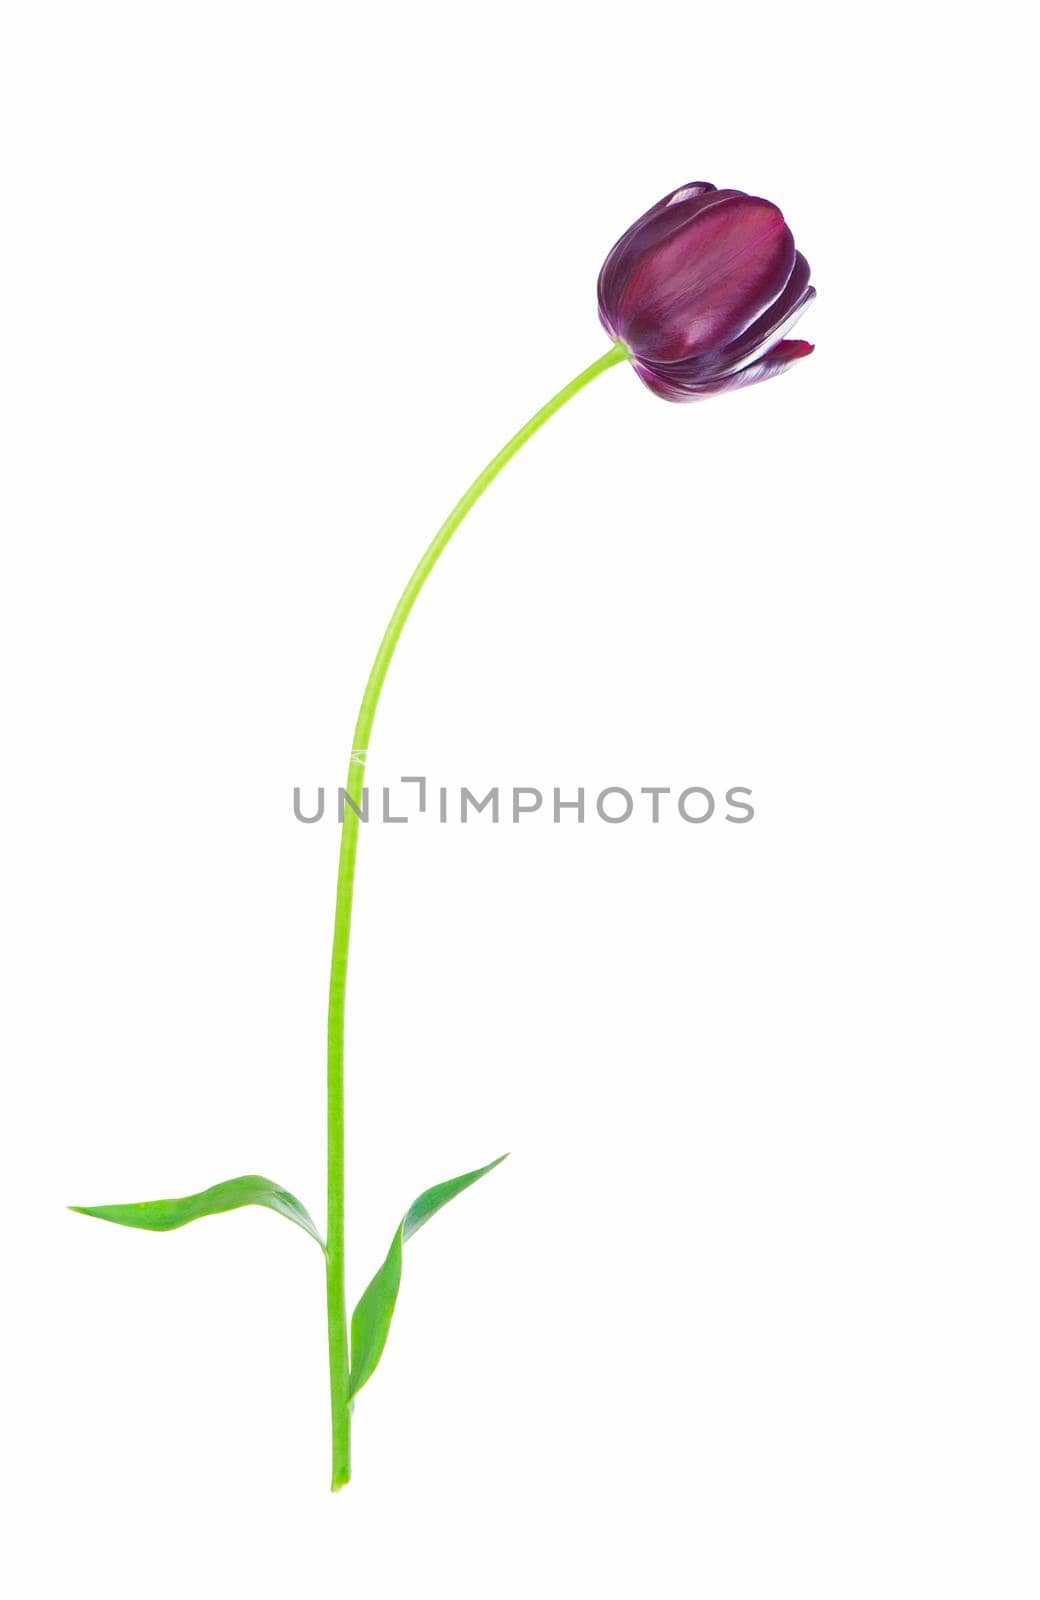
xmin=598 ymin=183 xmax=727 ymax=336
xmin=616 ymin=195 xmax=796 ymax=363
xmin=639 ymin=262 xmax=816 ymax=387
xmin=633 ymin=338 xmax=814 ymax=403
xmin=714 ymin=251 xmax=814 ymax=374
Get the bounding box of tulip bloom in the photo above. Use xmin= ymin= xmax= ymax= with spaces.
xmin=74 ymin=179 xmax=815 ymax=1493
xmin=598 ymin=181 xmax=815 ymax=400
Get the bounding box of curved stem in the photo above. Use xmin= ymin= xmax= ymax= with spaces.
xmin=324 ymin=338 xmax=630 ymax=1489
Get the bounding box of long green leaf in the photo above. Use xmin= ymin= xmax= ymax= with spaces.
xmin=348 ymin=1154 xmax=507 ymax=1399
xmin=70 ymin=1175 xmax=324 ymax=1247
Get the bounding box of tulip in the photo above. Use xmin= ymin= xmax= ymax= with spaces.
xmin=598 ymin=180 xmax=815 ymax=400
xmin=73 ymin=179 xmax=815 ymax=1493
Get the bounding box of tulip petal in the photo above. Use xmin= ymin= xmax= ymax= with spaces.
xmin=715 ymin=252 xmax=814 ymax=374
xmin=599 ymin=186 xmax=758 ymax=338
xmin=598 ymin=182 xmax=731 ymax=336
xmin=641 ymin=263 xmax=816 ymax=387
xmin=634 ymin=338 xmax=814 ymax=403
xmin=617 ymin=194 xmax=796 ymax=364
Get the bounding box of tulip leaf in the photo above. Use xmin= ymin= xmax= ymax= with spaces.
xmin=348 ymin=1154 xmax=507 ymax=1399
xmin=70 ymin=1175 xmax=324 ymax=1248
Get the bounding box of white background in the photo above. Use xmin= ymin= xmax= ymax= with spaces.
xmin=1 ymin=2 xmax=1036 ymax=1594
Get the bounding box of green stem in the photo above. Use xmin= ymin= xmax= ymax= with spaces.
xmin=324 ymin=338 xmax=630 ymax=1489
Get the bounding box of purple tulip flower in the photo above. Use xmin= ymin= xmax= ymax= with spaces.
xmin=598 ymin=181 xmax=815 ymax=402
